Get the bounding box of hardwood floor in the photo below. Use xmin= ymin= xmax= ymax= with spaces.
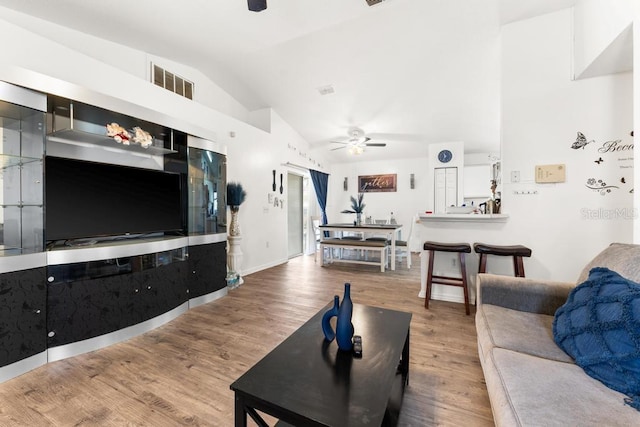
xmin=0 ymin=254 xmax=494 ymax=426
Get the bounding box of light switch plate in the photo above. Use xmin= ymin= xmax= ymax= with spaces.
xmin=535 ymin=164 xmax=566 ymax=183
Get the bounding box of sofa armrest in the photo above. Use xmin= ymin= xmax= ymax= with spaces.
xmin=477 ymin=273 xmax=575 ymax=315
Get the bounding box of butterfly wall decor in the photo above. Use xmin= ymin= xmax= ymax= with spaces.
xmin=571 ymin=131 xmax=594 ymax=149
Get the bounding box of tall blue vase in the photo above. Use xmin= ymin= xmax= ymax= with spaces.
xmin=336 ymin=283 xmax=354 ymax=351
xmin=321 ymin=295 xmax=340 ymax=342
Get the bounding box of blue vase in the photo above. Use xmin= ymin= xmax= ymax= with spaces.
xmin=336 ymin=283 xmax=354 ymax=351
xmin=321 ymin=295 xmax=340 ymax=342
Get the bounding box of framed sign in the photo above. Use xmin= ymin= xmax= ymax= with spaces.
xmin=358 ymin=174 xmax=397 ymax=193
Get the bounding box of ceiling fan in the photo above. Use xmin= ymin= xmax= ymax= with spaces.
xmin=330 ymin=128 xmax=387 ymax=155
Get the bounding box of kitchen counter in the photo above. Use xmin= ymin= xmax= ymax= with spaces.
xmin=415 ymin=213 xmax=513 ymax=307
xmin=419 ymin=213 xmax=509 ymax=222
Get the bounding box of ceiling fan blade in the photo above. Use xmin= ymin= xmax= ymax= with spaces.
xmin=330 ymin=140 xmax=348 ymax=145
xmin=365 ymin=143 xmax=386 ymax=147
xmin=330 ymin=146 xmax=346 ymax=151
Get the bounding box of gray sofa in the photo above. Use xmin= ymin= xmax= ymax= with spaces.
xmin=476 ymin=243 xmax=640 ymax=426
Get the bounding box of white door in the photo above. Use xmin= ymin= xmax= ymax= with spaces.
xmin=434 ymin=167 xmax=458 ymax=213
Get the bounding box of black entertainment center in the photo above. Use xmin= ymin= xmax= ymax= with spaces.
xmin=0 ymin=83 xmax=228 ymax=382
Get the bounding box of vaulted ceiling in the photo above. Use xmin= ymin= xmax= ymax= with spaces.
xmin=0 ymin=0 xmax=576 ymax=162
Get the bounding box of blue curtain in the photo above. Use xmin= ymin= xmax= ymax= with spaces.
xmin=310 ymin=169 xmax=329 ymax=230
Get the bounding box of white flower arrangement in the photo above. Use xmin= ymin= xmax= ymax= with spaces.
xmin=106 ymin=123 xmax=154 ymax=148
xmin=106 ymin=122 xmax=131 ymax=144
xmin=132 ymin=127 xmax=153 ymax=148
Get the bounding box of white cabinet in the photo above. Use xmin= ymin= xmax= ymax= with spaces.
xmin=463 ymin=164 xmax=491 ymax=199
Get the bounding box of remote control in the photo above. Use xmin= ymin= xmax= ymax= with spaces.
xmin=353 ymin=335 xmax=362 ymax=358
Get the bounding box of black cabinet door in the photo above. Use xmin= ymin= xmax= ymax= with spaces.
xmin=188 ymin=242 xmax=227 ymax=298
xmin=137 ymin=260 xmax=189 ymax=320
xmin=47 ymin=256 xmax=188 ymax=347
xmin=0 ymin=267 xmax=47 ymax=366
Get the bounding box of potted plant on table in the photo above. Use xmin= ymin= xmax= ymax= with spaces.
xmin=341 ymin=193 xmax=366 ymax=226
xmin=227 ymin=181 xmax=247 ymax=236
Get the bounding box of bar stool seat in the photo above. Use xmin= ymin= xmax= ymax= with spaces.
xmin=423 ymin=241 xmax=471 ymax=315
xmin=473 ymin=243 xmax=532 ymax=277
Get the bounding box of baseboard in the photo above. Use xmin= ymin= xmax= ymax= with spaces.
xmin=242 ymin=258 xmax=288 ymax=277
xmin=189 ymin=287 xmax=227 ymax=308
xmin=423 ymin=283 xmax=477 ymax=306
xmin=0 ymin=351 xmax=47 ymax=383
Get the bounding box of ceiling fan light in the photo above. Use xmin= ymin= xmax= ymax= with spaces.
xmin=348 ymin=145 xmax=364 ymax=155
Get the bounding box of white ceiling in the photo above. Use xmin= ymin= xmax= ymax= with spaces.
xmin=0 ymin=0 xmax=576 ymax=163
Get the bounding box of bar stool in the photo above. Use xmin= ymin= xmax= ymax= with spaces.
xmin=423 ymin=241 xmax=471 ymax=315
xmin=473 ymin=243 xmax=532 ymax=277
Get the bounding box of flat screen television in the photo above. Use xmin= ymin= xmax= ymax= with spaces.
xmin=45 ymin=156 xmax=183 ymax=243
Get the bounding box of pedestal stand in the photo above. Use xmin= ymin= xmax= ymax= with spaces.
xmin=227 ymin=235 xmax=244 ymax=286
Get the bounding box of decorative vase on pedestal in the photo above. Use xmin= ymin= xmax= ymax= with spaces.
xmin=336 ymin=283 xmax=354 ymax=351
xmin=356 ymin=212 xmax=362 ymax=226
xmin=229 ymin=206 xmax=241 ymax=236
xmin=227 ymin=235 xmax=244 ymax=287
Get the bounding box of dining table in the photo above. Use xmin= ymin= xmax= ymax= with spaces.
xmin=318 ymin=223 xmax=403 ymax=270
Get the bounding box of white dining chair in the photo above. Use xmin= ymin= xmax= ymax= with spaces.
xmin=366 ymin=219 xmax=390 ymax=242
xmin=393 ymin=218 xmax=414 ymax=269
xmin=311 ymin=216 xmax=322 ymax=262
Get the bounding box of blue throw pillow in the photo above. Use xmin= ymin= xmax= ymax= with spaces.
xmin=553 ymin=267 xmax=640 ymax=411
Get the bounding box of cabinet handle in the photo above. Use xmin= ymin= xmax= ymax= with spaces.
xmin=48 ymin=276 xmax=54 ymax=283
xmin=34 ymin=309 xmax=41 ymax=314
xmin=48 ymin=331 xmax=55 ymax=337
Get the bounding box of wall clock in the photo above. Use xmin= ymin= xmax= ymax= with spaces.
xmin=438 ymin=149 xmax=453 ymax=163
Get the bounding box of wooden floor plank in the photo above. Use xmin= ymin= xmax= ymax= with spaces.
xmin=0 ymin=254 xmax=493 ymax=426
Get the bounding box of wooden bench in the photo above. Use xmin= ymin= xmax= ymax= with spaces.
xmin=319 ymin=239 xmax=388 ymax=272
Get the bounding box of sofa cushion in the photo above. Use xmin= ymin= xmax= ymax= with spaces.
xmin=553 ymin=267 xmax=640 ymax=410
xmin=477 ymin=304 xmax=573 ymax=363
xmin=489 ymin=348 xmax=640 ymax=426
xmin=577 ymin=243 xmax=640 ymax=284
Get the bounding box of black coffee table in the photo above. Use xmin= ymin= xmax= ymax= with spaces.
xmin=230 ymin=303 xmax=412 ymax=426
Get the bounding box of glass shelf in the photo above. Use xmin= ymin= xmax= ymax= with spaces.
xmin=0 ymin=90 xmax=45 ymax=257
xmin=47 ymin=96 xmax=177 ymax=156
xmin=48 ymin=129 xmax=177 ymax=156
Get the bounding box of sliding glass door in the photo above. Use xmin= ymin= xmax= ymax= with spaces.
xmin=287 ymin=173 xmax=303 ymax=258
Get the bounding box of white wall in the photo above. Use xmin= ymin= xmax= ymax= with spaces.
xmin=227 ymin=109 xmax=329 ymax=275
xmin=573 ymin=0 xmax=633 ymax=79
xmin=634 ymin=3 xmax=640 ymax=243
xmin=0 ymin=6 xmax=253 ymax=127
xmin=410 ymin=9 xmax=634 ymax=305
xmin=500 ymin=9 xmax=633 ymax=282
xmin=327 ymin=157 xmax=429 ymax=251
xmin=0 ymin=13 xmax=329 ymax=277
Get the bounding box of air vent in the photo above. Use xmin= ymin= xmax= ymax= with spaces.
xmin=317 ymin=85 xmax=335 ymax=96
xmin=152 ymin=64 xmax=194 ymax=100
xmin=366 ymin=0 xmax=384 ymax=6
